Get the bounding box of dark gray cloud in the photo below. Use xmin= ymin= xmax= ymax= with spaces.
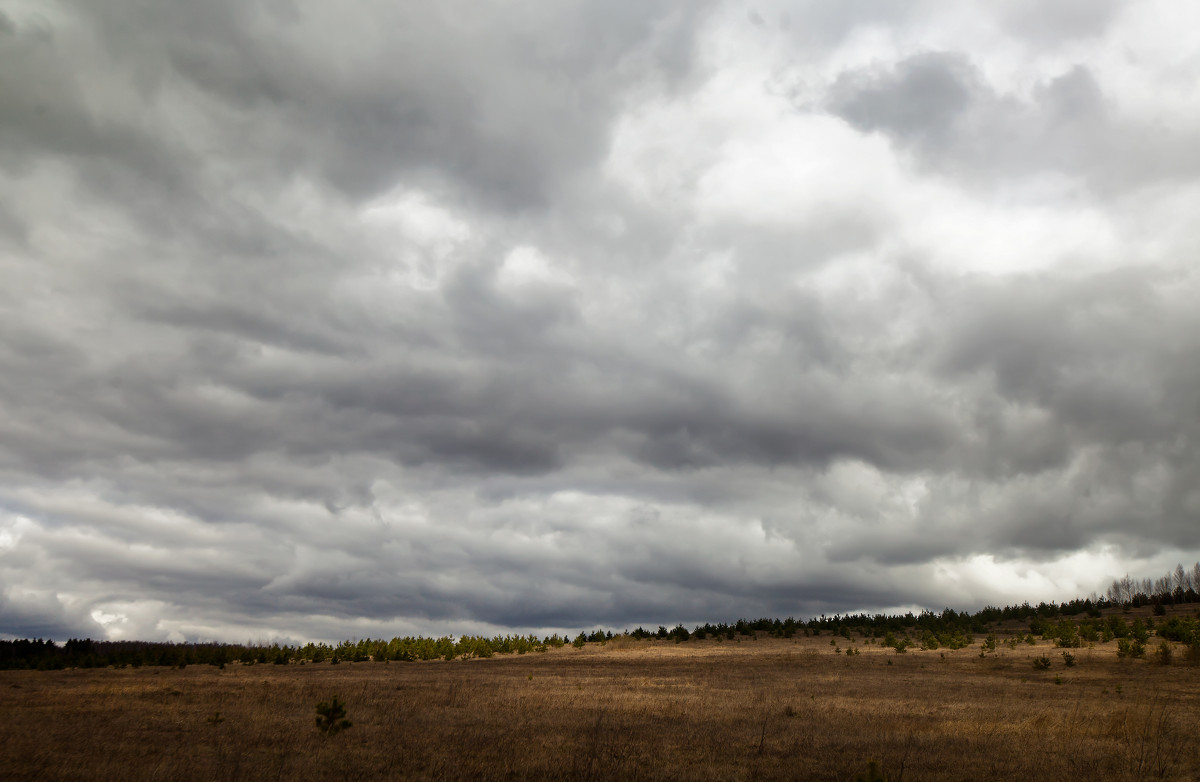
xmin=824 ymin=46 xmax=1200 ymax=192
xmin=828 ymin=51 xmax=979 ymax=146
xmin=1 ymin=1 xmax=1198 ymax=642
xmin=63 ymin=0 xmax=711 ymax=211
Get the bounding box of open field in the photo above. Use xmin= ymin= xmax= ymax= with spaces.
xmin=2 ymin=632 xmax=1199 ymax=781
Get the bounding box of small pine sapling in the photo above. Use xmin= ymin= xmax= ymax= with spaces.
xmin=315 ymin=696 xmax=352 ymax=735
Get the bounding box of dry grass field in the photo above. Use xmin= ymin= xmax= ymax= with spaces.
xmin=2 ymin=631 xmax=1198 ymax=781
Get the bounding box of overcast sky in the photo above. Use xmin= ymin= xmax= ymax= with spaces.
xmin=2 ymin=1 xmax=1199 ymax=644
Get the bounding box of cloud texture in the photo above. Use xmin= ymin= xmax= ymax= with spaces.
xmin=2 ymin=0 xmax=1199 ymax=642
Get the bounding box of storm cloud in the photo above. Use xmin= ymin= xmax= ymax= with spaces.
xmin=2 ymin=1 xmax=1198 ymax=642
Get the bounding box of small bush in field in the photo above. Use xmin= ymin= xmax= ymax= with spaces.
xmin=854 ymin=759 xmax=887 ymax=781
xmin=1033 ymin=655 xmax=1052 ymax=670
xmin=1117 ymin=639 xmax=1146 ymax=659
xmin=1156 ymin=640 xmax=1173 ymax=665
xmin=1061 ymin=651 xmax=1075 ymax=667
xmin=315 ymin=696 xmax=352 ymax=735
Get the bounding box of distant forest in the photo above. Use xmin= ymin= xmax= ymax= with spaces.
xmin=3 ymin=562 xmax=1199 ymax=671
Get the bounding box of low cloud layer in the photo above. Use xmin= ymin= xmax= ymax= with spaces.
xmin=2 ymin=1 xmax=1198 ymax=642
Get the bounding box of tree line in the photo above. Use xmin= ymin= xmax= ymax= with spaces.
xmin=1105 ymin=562 xmax=1200 ymax=606
xmin=0 ymin=634 xmax=570 ymax=670
xmin=2 ymin=561 xmax=1197 ymax=670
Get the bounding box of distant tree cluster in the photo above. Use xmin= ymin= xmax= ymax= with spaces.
xmin=1105 ymin=562 xmax=1200 ymax=607
xmin=0 ymin=634 xmax=569 ymax=670
xmin=1030 ymin=614 xmax=1152 ymax=647
xmin=0 ymin=638 xmax=242 ymax=671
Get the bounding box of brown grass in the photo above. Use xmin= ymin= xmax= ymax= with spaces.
xmin=2 ymin=635 xmax=1198 ymax=780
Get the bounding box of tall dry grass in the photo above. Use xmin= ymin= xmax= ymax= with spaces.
xmin=1 ymin=634 xmax=1198 ymax=780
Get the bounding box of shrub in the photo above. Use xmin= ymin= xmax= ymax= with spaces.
xmin=1117 ymin=638 xmax=1146 ymax=659
xmin=315 ymin=696 xmax=352 ymax=735
xmin=1061 ymin=651 xmax=1075 ymax=667
xmin=1033 ymin=655 xmax=1052 ymax=670
xmin=1053 ymin=620 xmax=1080 ymax=648
xmin=882 ymin=631 xmax=910 ymax=653
xmin=1156 ymin=640 xmax=1173 ymax=665
xmin=944 ymin=631 xmax=972 ymax=650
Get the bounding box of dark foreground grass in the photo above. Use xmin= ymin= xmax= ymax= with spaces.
xmin=2 ymin=635 xmax=1198 ymax=780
